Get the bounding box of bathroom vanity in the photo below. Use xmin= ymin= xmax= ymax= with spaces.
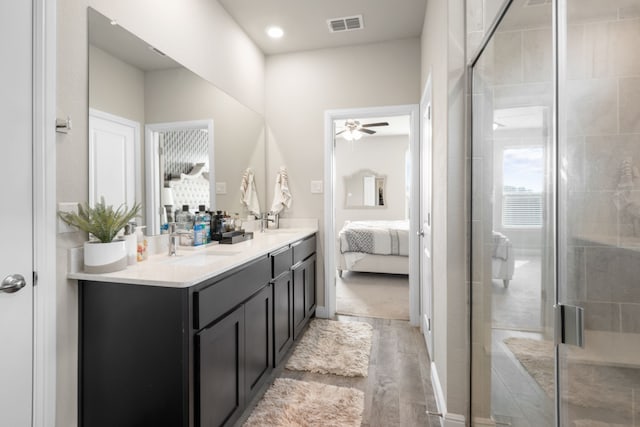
xmin=69 ymin=229 xmax=317 ymax=427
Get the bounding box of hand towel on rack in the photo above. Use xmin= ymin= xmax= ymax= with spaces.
xmin=270 ymin=166 xmax=292 ymax=214
xmin=240 ymin=168 xmax=261 ymax=214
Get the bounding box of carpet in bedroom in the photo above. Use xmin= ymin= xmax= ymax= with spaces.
xmin=336 ymin=271 xmax=409 ymax=320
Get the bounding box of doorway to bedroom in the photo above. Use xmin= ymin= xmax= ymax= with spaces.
xmin=324 ymin=105 xmax=420 ymax=324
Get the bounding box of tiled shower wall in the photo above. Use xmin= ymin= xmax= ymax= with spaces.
xmin=564 ymin=11 xmax=640 ymax=334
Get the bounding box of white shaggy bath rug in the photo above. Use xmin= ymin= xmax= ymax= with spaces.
xmin=285 ymin=319 xmax=373 ymax=377
xmin=244 ymin=378 xmax=364 ymax=427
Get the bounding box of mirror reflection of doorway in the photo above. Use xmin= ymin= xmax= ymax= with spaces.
xmin=333 ymin=114 xmax=412 ymax=321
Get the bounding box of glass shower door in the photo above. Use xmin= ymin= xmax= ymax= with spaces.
xmin=470 ymin=1 xmax=556 ymax=425
xmin=558 ymin=0 xmax=640 ymax=425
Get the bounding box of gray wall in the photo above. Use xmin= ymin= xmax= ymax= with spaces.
xmin=335 ymin=135 xmax=409 ymax=229
xmin=421 ymin=0 xmax=469 ymax=419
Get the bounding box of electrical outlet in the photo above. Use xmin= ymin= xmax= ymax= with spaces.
xmin=57 ymin=202 xmax=79 ymax=233
xmin=215 ymin=182 xmax=227 ymax=194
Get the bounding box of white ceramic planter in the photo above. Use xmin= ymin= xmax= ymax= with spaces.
xmin=84 ymin=240 xmax=128 ymax=274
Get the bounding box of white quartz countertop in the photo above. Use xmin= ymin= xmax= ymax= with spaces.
xmin=68 ymin=228 xmax=317 ymax=288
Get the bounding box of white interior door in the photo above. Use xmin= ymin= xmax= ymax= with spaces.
xmin=0 ymin=1 xmax=34 ymax=426
xmin=420 ymin=80 xmax=434 ymax=357
xmin=89 ymin=109 xmax=138 ymax=209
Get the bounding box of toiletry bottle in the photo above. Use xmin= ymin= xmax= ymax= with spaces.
xmin=124 ymin=222 xmax=137 ymax=265
xmin=176 ymin=205 xmax=194 ymax=246
xmin=135 ymin=225 xmax=148 ymax=261
xmin=193 ymin=208 xmax=205 ymax=246
xmin=199 ymin=205 xmax=211 ymax=244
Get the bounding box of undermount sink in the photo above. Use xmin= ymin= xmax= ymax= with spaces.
xmin=263 ymin=229 xmax=298 ymax=235
xmin=167 ymin=250 xmax=241 ymax=267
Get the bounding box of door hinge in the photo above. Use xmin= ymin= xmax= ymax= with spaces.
xmin=33 ymin=271 xmax=38 ymax=287
xmin=427 ymin=105 xmax=431 ymax=120
xmin=555 ymin=304 xmax=584 ymax=347
xmin=427 ymin=317 xmax=431 ymax=331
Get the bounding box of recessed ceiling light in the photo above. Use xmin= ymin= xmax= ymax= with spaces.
xmin=266 ymin=26 xmax=284 ymax=39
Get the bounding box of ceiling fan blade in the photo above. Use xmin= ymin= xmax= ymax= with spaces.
xmin=360 ymin=128 xmax=376 ymax=135
xmin=361 ymin=122 xmax=389 ymax=127
xmin=335 ymin=129 xmax=346 ymax=136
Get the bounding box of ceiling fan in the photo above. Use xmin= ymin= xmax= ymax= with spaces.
xmin=336 ymin=119 xmax=389 ymax=140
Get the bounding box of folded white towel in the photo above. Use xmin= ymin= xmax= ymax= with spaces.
xmin=240 ymin=168 xmax=261 ymax=214
xmin=270 ymin=166 xmax=292 ymax=214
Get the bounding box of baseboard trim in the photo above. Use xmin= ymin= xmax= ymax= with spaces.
xmin=315 ymin=306 xmax=329 ymax=318
xmin=473 ymin=417 xmax=497 ymax=426
xmin=443 ymin=413 xmax=467 ymax=426
xmin=431 ymin=363 xmax=466 ymax=427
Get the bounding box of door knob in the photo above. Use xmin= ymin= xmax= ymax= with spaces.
xmin=1 ymin=274 xmax=27 ymax=294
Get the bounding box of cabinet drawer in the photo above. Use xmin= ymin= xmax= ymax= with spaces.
xmin=271 ymin=246 xmax=292 ymax=279
xmin=292 ymin=234 xmax=316 ymax=265
xmin=194 ymin=257 xmax=270 ymax=329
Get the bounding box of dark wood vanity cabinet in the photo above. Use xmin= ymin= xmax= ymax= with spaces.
xmin=78 ymin=233 xmax=316 ymax=427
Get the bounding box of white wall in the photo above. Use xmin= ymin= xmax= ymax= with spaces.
xmin=335 ymin=135 xmax=409 ymax=229
xmin=421 ymin=0 xmax=469 ymax=420
xmin=265 ymin=38 xmax=421 ymax=308
xmin=56 ymin=1 xmax=265 ymax=426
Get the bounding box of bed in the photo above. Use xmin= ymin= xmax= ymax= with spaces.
xmin=166 ymin=163 xmax=210 ymax=212
xmin=336 ymin=220 xmax=409 ymax=276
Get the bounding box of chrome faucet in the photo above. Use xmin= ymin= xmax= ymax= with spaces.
xmin=258 ymin=212 xmax=274 ymax=233
xmin=168 ymin=223 xmax=179 ymax=256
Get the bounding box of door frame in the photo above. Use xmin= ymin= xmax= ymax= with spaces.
xmin=33 ymin=0 xmax=57 ymax=425
xmin=322 ymin=104 xmax=420 ymax=325
xmin=145 ymin=119 xmax=214 ymax=234
xmin=420 ymin=74 xmax=434 ymax=357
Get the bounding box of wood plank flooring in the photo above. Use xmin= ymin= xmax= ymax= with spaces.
xmin=236 ymin=315 xmax=441 ymax=427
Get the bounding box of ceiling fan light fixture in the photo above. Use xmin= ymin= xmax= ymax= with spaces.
xmin=342 ymin=129 xmax=362 ymax=141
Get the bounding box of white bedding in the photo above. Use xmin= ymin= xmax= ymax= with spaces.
xmin=337 ymin=220 xmax=409 ymax=274
xmin=339 ymin=220 xmax=409 ymax=256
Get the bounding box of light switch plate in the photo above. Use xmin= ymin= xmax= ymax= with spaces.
xmin=215 ymin=182 xmax=227 ymax=194
xmin=310 ymin=180 xmax=323 ymax=194
xmin=57 ymin=202 xmax=79 ymax=233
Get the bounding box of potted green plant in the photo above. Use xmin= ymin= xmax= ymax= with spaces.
xmin=58 ymin=197 xmax=141 ymax=273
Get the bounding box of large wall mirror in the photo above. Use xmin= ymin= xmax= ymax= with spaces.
xmin=344 ymin=169 xmax=386 ymax=208
xmin=88 ymin=7 xmax=266 ymax=235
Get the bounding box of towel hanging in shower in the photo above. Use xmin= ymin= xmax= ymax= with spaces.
xmin=270 ymin=166 xmax=292 ymax=214
xmin=240 ymin=167 xmax=261 ymax=214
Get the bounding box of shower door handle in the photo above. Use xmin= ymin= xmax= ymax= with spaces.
xmin=555 ymin=304 xmax=584 ymax=348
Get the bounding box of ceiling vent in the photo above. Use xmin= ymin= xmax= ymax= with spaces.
xmin=327 ymin=15 xmax=364 ymax=33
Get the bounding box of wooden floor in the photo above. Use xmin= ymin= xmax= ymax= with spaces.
xmin=237 ymin=315 xmax=441 ymax=427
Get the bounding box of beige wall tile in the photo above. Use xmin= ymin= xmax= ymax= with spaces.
xmin=619 ymin=77 xmax=640 ymax=133
xmin=566 ymin=79 xmax=618 ymax=136
xmin=493 ymin=32 xmax=523 ymax=85
xmin=523 ymin=29 xmax=552 ymax=83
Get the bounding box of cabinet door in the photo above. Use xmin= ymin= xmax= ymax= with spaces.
xmin=304 ymin=254 xmax=317 ymax=318
xmin=272 ymin=272 xmax=293 ymax=365
xmin=197 ymin=305 xmax=245 ymax=427
xmin=244 ymin=284 xmax=273 ymax=401
xmin=292 ymin=261 xmax=307 ymax=339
